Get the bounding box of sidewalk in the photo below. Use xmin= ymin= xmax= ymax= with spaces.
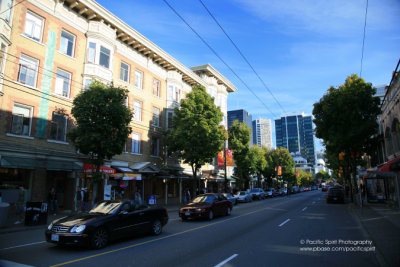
xmin=350 ymin=201 xmax=400 ymax=267
xmin=0 ymin=204 xmax=181 ymax=235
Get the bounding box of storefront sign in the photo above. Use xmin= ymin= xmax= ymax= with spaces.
xmin=112 ymin=173 xmax=142 ymax=180
xmin=83 ymin=164 xmax=116 ymax=174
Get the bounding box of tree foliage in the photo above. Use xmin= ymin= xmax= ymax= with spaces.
xmin=68 ymin=81 xmax=133 ymax=182
xmin=166 ymin=85 xmax=226 ymax=196
xmin=312 ymin=74 xmax=380 ymax=196
xmin=269 ymin=148 xmax=296 ymax=186
xmin=228 ymin=120 xmax=252 ymax=189
xmin=249 ymin=145 xmax=267 ymax=187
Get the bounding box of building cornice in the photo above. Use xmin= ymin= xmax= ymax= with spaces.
xmin=191 ymin=64 xmax=237 ymax=93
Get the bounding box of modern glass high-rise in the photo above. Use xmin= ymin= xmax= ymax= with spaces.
xmin=228 ymin=109 xmax=253 ymax=145
xmin=252 ymin=118 xmax=273 ymax=149
xmin=275 ymin=113 xmax=316 ymax=166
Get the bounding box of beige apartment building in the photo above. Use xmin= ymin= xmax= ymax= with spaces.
xmin=0 ymin=0 xmax=236 ymax=212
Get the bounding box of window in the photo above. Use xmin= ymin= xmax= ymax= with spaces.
xmin=99 ymin=46 xmax=110 ymax=68
xmin=59 ymin=30 xmax=75 ymax=57
xmin=11 ymin=103 xmax=33 ymax=136
xmin=5 ymin=0 xmax=13 ymax=23
xmin=24 ymin=11 xmax=44 ymax=42
xmin=134 ymin=69 xmax=143 ymax=89
xmin=18 ymin=55 xmax=39 ymax=87
xmin=87 ymin=42 xmax=96 ymax=63
xmin=175 ymin=87 xmax=181 ymax=102
xmin=50 ymin=112 xmax=67 ymax=141
xmin=84 ymin=79 xmax=92 ymax=90
xmin=167 ymin=111 xmax=173 ymax=129
xmin=131 ymin=133 xmax=141 ymax=154
xmin=55 ymin=69 xmax=71 ymax=97
xmin=0 ymin=44 xmax=6 ymax=74
xmin=151 ymin=136 xmax=159 ymax=156
xmin=120 ymin=62 xmax=130 ymax=82
xmin=152 ymin=107 xmax=160 ymax=127
xmin=153 ymin=79 xmax=160 ymax=97
xmin=133 ymin=100 xmax=142 ymax=122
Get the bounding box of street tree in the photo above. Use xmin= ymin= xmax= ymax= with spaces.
xmin=228 ymin=120 xmax=252 ymax=189
xmin=68 ymin=81 xmax=133 ymax=203
xmin=270 ymin=148 xmax=296 ymax=187
xmin=262 ymin=147 xmax=275 ymax=187
xmin=166 ymin=85 xmax=226 ymax=197
xmin=249 ymin=145 xmax=267 ymax=188
xmin=313 ymin=74 xmax=380 ymax=200
xmin=315 ymin=170 xmax=330 ymax=182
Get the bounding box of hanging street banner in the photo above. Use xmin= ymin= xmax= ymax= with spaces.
xmin=218 ymin=149 xmax=233 ymax=167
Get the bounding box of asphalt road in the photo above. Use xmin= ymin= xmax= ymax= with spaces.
xmin=0 ymin=191 xmax=379 ymax=267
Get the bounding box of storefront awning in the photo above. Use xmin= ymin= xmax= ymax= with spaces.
xmin=0 ymin=156 xmax=82 ymax=171
xmin=114 ymin=167 xmax=135 ymax=173
xmin=129 ymin=162 xmax=159 ymax=173
xmin=83 ymin=163 xmax=116 ymax=174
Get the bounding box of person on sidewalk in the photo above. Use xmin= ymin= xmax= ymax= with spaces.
xmin=76 ymin=187 xmax=84 ymax=212
xmin=14 ymin=185 xmax=27 ymax=224
xmin=48 ymin=187 xmax=57 ymax=215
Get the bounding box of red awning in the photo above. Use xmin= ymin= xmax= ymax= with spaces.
xmin=83 ymin=164 xmax=116 ymax=174
xmin=378 ymin=156 xmax=400 ymax=172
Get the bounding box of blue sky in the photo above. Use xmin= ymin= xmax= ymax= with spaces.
xmin=97 ymin=0 xmax=400 ymax=150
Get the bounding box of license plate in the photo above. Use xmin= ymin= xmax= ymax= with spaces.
xmin=185 ymin=212 xmax=190 ymax=216
xmin=51 ymin=234 xmax=59 ymax=242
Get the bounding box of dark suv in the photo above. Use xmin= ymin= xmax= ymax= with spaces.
xmin=326 ymin=186 xmax=345 ymax=203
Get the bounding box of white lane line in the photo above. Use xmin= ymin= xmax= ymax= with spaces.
xmin=278 ymin=219 xmax=291 ymax=227
xmin=302 ymin=207 xmax=307 ymax=211
xmin=0 ymin=241 xmax=46 ymax=251
xmin=215 ymin=254 xmax=238 ymax=267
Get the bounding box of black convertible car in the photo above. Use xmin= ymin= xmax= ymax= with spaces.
xmin=45 ymin=200 xmax=168 ymax=249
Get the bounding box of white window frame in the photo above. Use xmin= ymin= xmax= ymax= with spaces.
xmin=153 ymin=78 xmax=160 ymax=97
xmin=10 ymin=103 xmax=33 ymax=136
xmin=152 ymin=107 xmax=160 ymax=127
xmin=99 ymin=45 xmax=110 ymax=68
xmin=18 ymin=54 xmax=39 ymax=87
xmin=24 ymin=11 xmax=44 ymax=42
xmin=120 ymin=61 xmax=130 ymax=83
xmin=55 ymin=69 xmax=71 ymax=98
xmin=59 ymin=30 xmax=75 ymax=57
xmin=134 ymin=69 xmax=143 ymax=89
xmin=133 ymin=100 xmax=142 ymax=122
xmin=87 ymin=42 xmax=96 ymax=63
xmin=131 ymin=132 xmax=141 ymax=154
xmin=50 ymin=112 xmax=67 ymax=142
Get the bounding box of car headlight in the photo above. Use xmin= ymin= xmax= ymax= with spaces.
xmin=70 ymin=225 xmax=86 ymax=233
xmin=47 ymin=222 xmax=53 ymax=231
xmin=195 ymin=208 xmax=205 ymax=212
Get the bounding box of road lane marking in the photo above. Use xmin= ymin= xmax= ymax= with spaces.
xmin=0 ymin=241 xmax=46 ymax=251
xmin=215 ymin=254 xmax=238 ymax=267
xmin=278 ymin=219 xmax=290 ymax=227
xmin=51 ymin=200 xmax=295 ymax=267
xmin=302 ymin=207 xmax=307 ymax=211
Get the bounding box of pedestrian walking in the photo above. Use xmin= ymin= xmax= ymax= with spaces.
xmin=14 ymin=185 xmax=27 ymax=224
xmin=48 ymin=187 xmax=57 ymax=215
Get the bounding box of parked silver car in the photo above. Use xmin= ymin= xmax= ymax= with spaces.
xmin=235 ymin=191 xmax=253 ymax=203
xmin=222 ymin=193 xmax=238 ymax=205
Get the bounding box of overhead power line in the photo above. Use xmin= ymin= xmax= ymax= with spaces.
xmin=360 ymin=0 xmax=368 ymax=78
xmin=198 ymin=0 xmax=286 ymax=115
xmin=162 ymin=0 xmax=278 ymax=118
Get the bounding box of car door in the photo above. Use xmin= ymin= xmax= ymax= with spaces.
xmin=214 ymin=194 xmax=226 ymax=216
xmin=112 ymin=201 xmax=137 ymax=238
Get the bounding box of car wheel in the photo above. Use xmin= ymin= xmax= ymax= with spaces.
xmin=226 ymin=207 xmax=231 ymax=216
xmin=208 ymin=210 xmax=214 ymax=220
xmin=91 ymin=227 xmax=108 ymax=249
xmin=151 ymin=219 xmax=162 ymax=235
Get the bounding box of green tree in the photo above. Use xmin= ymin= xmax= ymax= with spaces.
xmin=315 ymin=170 xmax=330 ymax=182
xmin=68 ymin=81 xmax=133 ymax=202
xmin=249 ymin=145 xmax=267 ymax=188
xmin=270 ymin=148 xmax=296 ymax=187
xmin=228 ymin=120 xmax=252 ymax=189
xmin=313 ymin=74 xmax=380 ymax=200
xmin=166 ymin=85 xmax=226 ymax=197
xmin=262 ymin=147 xmax=275 ymax=187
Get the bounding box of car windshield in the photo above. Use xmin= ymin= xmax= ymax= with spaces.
xmin=249 ymin=189 xmax=259 ymax=193
xmin=192 ymin=195 xmax=214 ymax=203
xmin=89 ymin=201 xmax=121 ymax=214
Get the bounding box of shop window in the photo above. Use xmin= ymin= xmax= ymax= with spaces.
xmin=18 ymin=54 xmax=39 ymax=87
xmin=24 ymin=11 xmax=44 ymax=42
xmin=10 ymin=103 xmax=33 ymax=136
xmin=59 ymin=30 xmax=75 ymax=57
xmin=55 ymin=69 xmax=71 ymax=98
xmin=50 ymin=112 xmax=67 ymax=141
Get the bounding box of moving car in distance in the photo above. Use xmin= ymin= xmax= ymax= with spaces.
xmin=45 ymin=200 xmax=168 ymax=249
xmin=326 ymin=186 xmax=345 ymax=203
xmin=235 ymin=191 xmax=253 ymax=203
xmin=179 ymin=193 xmax=233 ymax=221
